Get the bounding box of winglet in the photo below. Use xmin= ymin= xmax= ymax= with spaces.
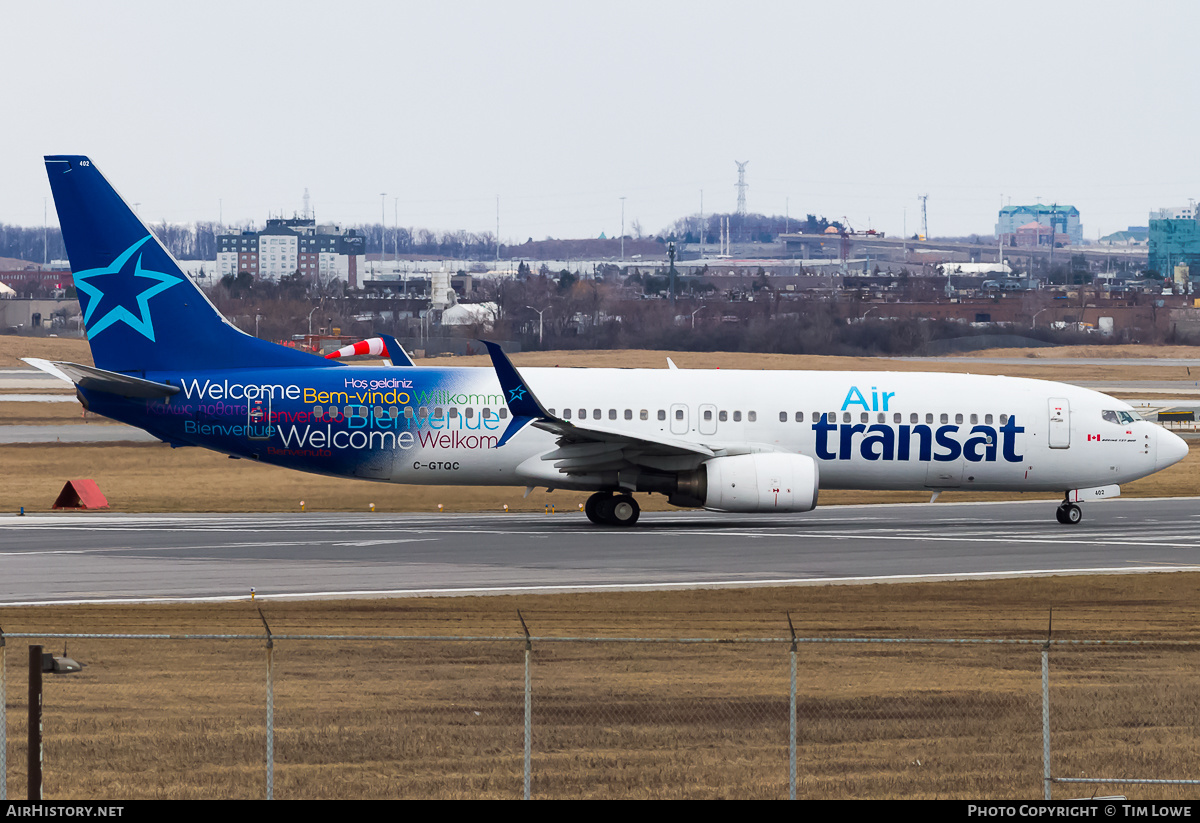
xmin=378 ymin=334 xmax=415 ymax=367
xmin=481 ymin=340 xmax=552 ymax=446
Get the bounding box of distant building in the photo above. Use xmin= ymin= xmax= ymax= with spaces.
xmin=0 ymin=270 xmax=71 ymax=294
xmin=216 ymin=218 xmax=366 ymax=288
xmin=1014 ymin=221 xmax=1055 ymax=248
xmin=1099 ymin=227 xmax=1149 ymax=247
xmin=940 ymin=262 xmax=1014 ymax=276
xmin=1151 ymin=204 xmax=1195 ymax=220
xmin=997 ymin=204 xmax=1081 ymax=246
xmin=1149 ymin=214 xmax=1200 ymax=282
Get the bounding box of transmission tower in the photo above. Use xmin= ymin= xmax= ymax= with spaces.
xmin=735 ymin=161 xmax=749 ymax=216
xmin=918 ymin=194 xmax=929 ymax=240
xmin=303 ymin=188 xmax=311 ymax=220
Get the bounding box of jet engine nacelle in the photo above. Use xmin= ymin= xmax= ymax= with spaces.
xmin=702 ymin=453 xmax=819 ymax=513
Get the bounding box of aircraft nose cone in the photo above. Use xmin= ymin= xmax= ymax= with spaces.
xmin=1156 ymin=428 xmax=1190 ymax=471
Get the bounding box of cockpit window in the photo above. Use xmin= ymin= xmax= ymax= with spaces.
xmin=1102 ymin=410 xmax=1142 ymax=424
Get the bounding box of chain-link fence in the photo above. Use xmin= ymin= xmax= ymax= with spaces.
xmin=2 ymin=632 xmax=1199 ymax=799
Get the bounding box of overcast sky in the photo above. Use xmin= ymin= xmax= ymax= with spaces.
xmin=2 ymin=1 xmax=1196 ymax=243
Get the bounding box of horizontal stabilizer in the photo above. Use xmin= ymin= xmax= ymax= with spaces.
xmin=23 ymin=358 xmax=179 ymax=398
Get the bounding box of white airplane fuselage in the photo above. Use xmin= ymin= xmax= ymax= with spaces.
xmin=95 ymin=364 xmax=1186 ymax=497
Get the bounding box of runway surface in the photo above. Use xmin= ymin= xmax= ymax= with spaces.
xmin=2 ymin=497 xmax=1199 ymax=605
xmin=0 ymin=424 xmax=157 ymax=443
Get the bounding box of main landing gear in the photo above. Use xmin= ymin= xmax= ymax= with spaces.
xmin=1055 ymin=499 xmax=1082 ymax=525
xmin=584 ymin=492 xmax=641 ymax=527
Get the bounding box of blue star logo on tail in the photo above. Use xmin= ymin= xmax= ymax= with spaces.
xmin=73 ymin=236 xmax=183 ymax=341
xmin=509 ymin=385 xmax=527 ymax=402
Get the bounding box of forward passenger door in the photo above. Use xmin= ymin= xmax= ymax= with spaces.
xmin=1048 ymin=398 xmax=1071 ymax=449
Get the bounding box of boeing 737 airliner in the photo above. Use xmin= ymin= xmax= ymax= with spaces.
xmin=27 ymin=156 xmax=1190 ymax=526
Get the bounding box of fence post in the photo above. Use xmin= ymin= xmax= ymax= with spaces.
xmin=28 ymin=645 xmax=42 ymax=802
xmin=1042 ymin=645 xmax=1050 ymax=799
xmin=1042 ymin=610 xmax=1052 ymax=801
xmin=787 ymin=613 xmax=797 ymax=801
xmin=519 ymin=611 xmax=531 ymax=800
xmin=258 ymin=610 xmax=274 ymax=801
xmin=1 ymin=625 xmax=5 ymax=801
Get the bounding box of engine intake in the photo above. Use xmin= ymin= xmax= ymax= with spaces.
xmin=700 ymin=453 xmax=819 ymax=513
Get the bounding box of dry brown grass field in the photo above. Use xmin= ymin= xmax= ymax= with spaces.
xmin=3 ymin=335 xmax=1199 ymax=378
xmin=3 ymin=577 xmax=1200 ymax=799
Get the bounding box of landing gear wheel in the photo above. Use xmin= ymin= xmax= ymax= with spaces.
xmin=584 ymin=492 xmax=611 ymax=525
xmin=608 ymin=495 xmax=640 ymax=527
xmin=1056 ymin=503 xmax=1082 ymax=525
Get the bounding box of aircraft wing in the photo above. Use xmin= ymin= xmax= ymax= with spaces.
xmin=481 ymin=342 xmax=714 ymax=479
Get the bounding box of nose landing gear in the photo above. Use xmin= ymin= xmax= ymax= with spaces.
xmin=1055 ymin=501 xmax=1082 ymax=525
xmin=584 ymin=492 xmax=641 ymax=527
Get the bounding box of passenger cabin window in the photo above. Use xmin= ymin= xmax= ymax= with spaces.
xmin=640 ymin=410 xmax=648 ymax=420
xmin=860 ymin=412 xmax=869 ymax=423
xmin=985 ymin=414 xmax=993 ymax=424
xmin=733 ymin=411 xmax=742 ymax=422
xmin=748 ymin=411 xmax=756 ymax=422
xmin=625 ymin=410 xmax=632 ymax=420
xmin=609 ymin=409 xmax=617 ymax=420
xmin=894 ymin=413 xmax=902 ymax=424
xmin=594 ymin=409 xmax=601 ymax=420
xmin=779 ymin=411 xmax=787 ymax=422
xmin=500 ymin=408 xmax=508 ymax=419
xmin=999 ymin=414 xmax=1009 ymax=425
xmin=563 ymin=408 xmax=572 ymax=420
xmin=925 ymin=413 xmax=933 ymax=424
xmin=482 ymin=408 xmax=492 ymax=419
xmin=795 ymin=412 xmax=804 ymax=422
xmin=954 ymin=413 xmax=963 ymax=424
xmin=448 ymin=407 xmax=458 ymax=418
xmin=719 ymin=411 xmax=728 ymax=422
xmin=940 ymin=413 xmax=949 ymax=424
xmin=658 ymin=410 xmax=666 ymax=421
xmin=842 ymin=412 xmax=851 ymax=423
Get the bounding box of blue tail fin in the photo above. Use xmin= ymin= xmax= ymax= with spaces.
xmin=45 ymin=155 xmax=323 ymax=374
